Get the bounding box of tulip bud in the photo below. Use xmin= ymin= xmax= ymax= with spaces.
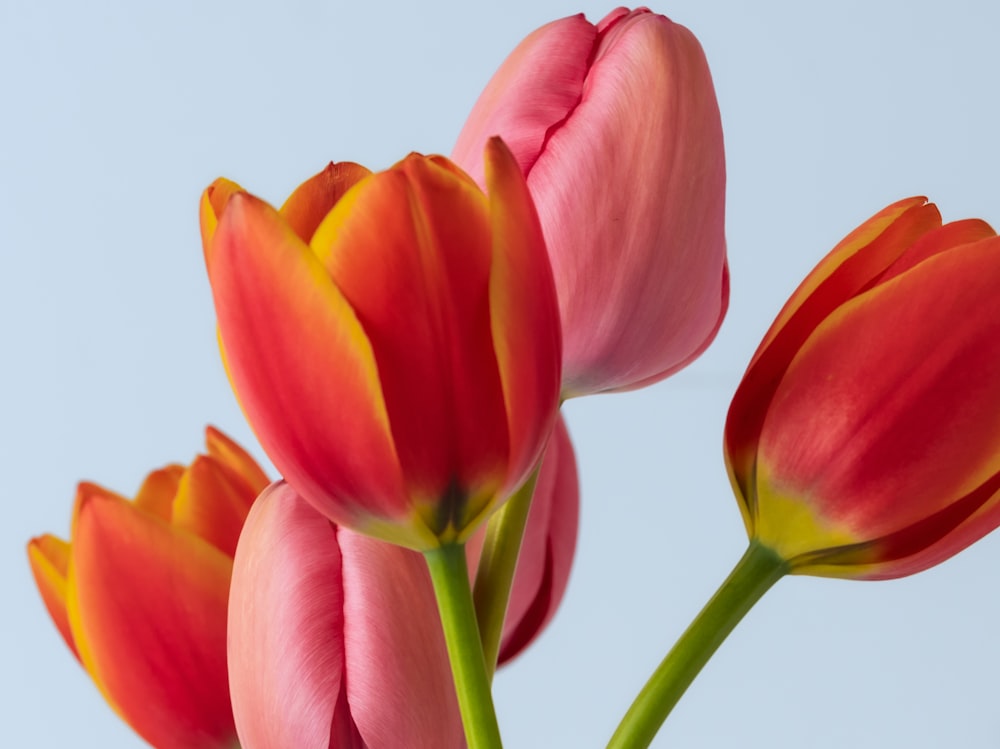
xmin=27 ymin=427 xmax=268 ymax=749
xmin=201 ymin=140 xmax=562 ymax=551
xmin=725 ymin=198 xmax=1000 ymax=578
xmin=453 ymin=7 xmax=727 ymax=396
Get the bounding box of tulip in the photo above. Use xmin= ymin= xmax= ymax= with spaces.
xmin=228 ymin=417 xmax=576 ymax=748
xmin=467 ymin=415 xmax=579 ymax=665
xmin=227 ymin=482 xmax=466 ymax=749
xmin=725 ymin=197 xmax=1000 ymax=579
xmin=452 ymin=7 xmax=727 ymax=397
xmin=27 ymin=427 xmax=268 ymax=749
xmin=201 ymin=139 xmax=562 ymax=551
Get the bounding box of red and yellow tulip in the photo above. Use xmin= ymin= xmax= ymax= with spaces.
xmin=725 ymin=198 xmax=1000 ymax=578
xmin=452 ymin=7 xmax=727 ymax=396
xmin=27 ymin=427 xmax=268 ymax=749
xmin=201 ymin=139 xmax=562 ymax=551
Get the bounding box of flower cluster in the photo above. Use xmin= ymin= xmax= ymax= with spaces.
xmin=29 ymin=6 xmax=1000 ymax=749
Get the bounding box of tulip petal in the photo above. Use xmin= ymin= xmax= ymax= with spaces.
xmin=339 ymin=529 xmax=466 ymax=748
xmin=748 ymin=198 xmax=938 ymax=373
xmin=279 ymin=161 xmax=372 ymax=243
xmin=796 ymin=470 xmax=1000 ymax=579
xmin=200 ymin=178 xmax=245 ymax=262
xmin=311 ymin=157 xmax=509 ymax=539
xmin=133 ymin=464 xmax=185 ymax=521
xmin=172 ymin=455 xmax=257 ymax=558
xmin=757 ymin=237 xmax=1000 ymax=557
xmin=451 ymin=14 xmax=597 ymax=187
xmin=877 ymin=218 xmax=995 ymax=285
xmin=67 ymin=484 xmax=235 ymax=749
xmin=228 ymin=483 xmax=353 ymax=749
xmin=535 ymin=10 xmax=728 ymax=394
xmin=27 ymin=534 xmax=80 ymax=661
xmin=498 ymin=416 xmax=578 ymax=664
xmin=208 ymin=193 xmax=411 ymax=539
xmin=204 ymin=425 xmax=270 ymax=496
xmin=726 ymin=198 xmax=941 ymax=525
xmin=485 ymin=138 xmax=562 ymax=492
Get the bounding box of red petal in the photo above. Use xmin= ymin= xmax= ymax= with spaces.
xmin=726 ymin=198 xmax=941 ymax=526
xmin=484 ymin=138 xmax=562 ymax=493
xmin=208 ymin=192 xmax=411 ymax=539
xmin=311 ymin=156 xmax=509 ymax=538
xmin=758 ymin=237 xmax=1000 ymax=548
xmin=67 ymin=485 xmax=236 ymax=749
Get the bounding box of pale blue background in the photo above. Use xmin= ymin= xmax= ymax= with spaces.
xmin=4 ymin=1 xmax=1000 ymax=746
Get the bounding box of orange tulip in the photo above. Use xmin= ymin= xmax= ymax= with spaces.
xmin=201 ymin=139 xmax=562 ymax=551
xmin=725 ymin=198 xmax=1000 ymax=578
xmin=28 ymin=427 xmax=268 ymax=749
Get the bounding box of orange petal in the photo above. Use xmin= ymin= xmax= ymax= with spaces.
xmin=485 ymin=137 xmax=561 ymax=492
xmin=208 ymin=193 xmax=410 ymax=538
xmin=204 ymin=425 xmax=270 ymax=496
xmin=171 ymin=455 xmax=255 ymax=558
xmin=199 ymin=178 xmax=245 ymax=264
xmin=132 ymin=464 xmax=184 ymax=521
xmin=279 ymin=161 xmax=372 ymax=243
xmin=27 ymin=534 xmax=80 ymax=662
xmin=312 ymin=157 xmax=509 ymax=537
xmin=67 ymin=485 xmax=236 ymax=749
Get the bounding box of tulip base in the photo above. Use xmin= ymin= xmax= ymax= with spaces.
xmin=424 ymin=543 xmax=504 ymax=749
xmin=607 ymin=539 xmax=787 ymax=749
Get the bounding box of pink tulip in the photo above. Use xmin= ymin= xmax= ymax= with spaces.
xmin=228 ymin=482 xmax=465 ymax=749
xmin=229 ymin=419 xmax=579 ymax=747
xmin=466 ymin=415 xmax=579 ymax=664
xmin=453 ymin=7 xmax=728 ymax=396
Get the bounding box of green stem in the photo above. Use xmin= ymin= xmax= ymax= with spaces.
xmin=607 ymin=540 xmax=788 ymax=749
xmin=424 ymin=543 xmax=504 ymax=749
xmin=472 ymin=467 xmax=541 ymax=677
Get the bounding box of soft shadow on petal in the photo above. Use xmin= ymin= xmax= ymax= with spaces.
xmin=229 ymin=483 xmax=350 ymax=749
xmin=339 ymin=529 xmax=466 ymax=748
